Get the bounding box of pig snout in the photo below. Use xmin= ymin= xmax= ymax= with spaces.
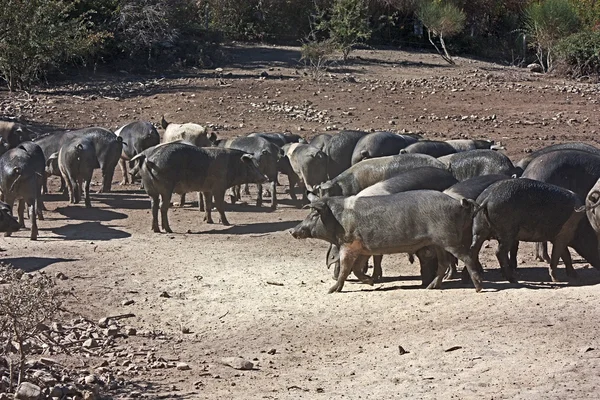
xmin=290 ymin=224 xmax=310 ymax=239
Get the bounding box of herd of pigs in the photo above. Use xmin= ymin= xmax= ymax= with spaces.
xmin=1 ymin=118 xmax=600 ymax=294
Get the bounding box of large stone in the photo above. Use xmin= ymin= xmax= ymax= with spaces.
xmin=14 ymin=382 xmax=42 ymax=400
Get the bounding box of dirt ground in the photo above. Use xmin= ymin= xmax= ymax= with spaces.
xmin=2 ymin=44 xmax=600 ymax=399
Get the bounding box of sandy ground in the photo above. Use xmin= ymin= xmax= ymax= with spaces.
xmin=2 ymin=45 xmax=600 ymax=399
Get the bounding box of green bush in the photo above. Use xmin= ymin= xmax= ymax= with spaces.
xmin=417 ymin=0 xmax=466 ymax=64
xmin=556 ymin=30 xmax=600 ymax=78
xmin=0 ymin=0 xmax=103 ymax=90
xmin=328 ymin=0 xmax=371 ymax=61
xmin=525 ymin=0 xmax=580 ymax=71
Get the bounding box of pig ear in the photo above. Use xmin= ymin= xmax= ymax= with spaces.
xmin=309 ymin=199 xmax=329 ymax=214
xmin=47 ymin=152 xmax=59 ymax=164
xmin=241 ymin=153 xmax=254 ymax=163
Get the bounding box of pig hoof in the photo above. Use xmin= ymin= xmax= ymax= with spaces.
xmin=152 ymin=227 xmax=160 ymax=233
xmin=4 ymin=232 xmax=12 ymax=237
xmin=327 ymin=286 xmax=339 ymax=294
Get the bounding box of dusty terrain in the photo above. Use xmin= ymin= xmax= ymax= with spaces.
xmin=2 ymin=45 xmax=600 ymax=399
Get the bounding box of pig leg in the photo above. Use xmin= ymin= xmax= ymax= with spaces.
xmin=256 ymin=183 xmax=263 ymax=207
xmin=179 ymin=193 xmax=186 ymax=208
xmin=213 ymin=189 xmax=230 ymax=226
xmin=197 ymin=192 xmax=205 ymax=212
xmin=535 ymin=241 xmax=551 ymax=263
xmin=287 ymin=173 xmax=299 ymax=203
xmin=509 ymin=241 xmax=519 ymax=271
xmin=455 ymin=247 xmax=484 ymax=292
xmin=17 ymin=200 xmax=25 ymax=229
xmin=28 ymin=198 xmax=37 ymax=241
xmin=62 ymin=172 xmax=75 ymax=204
xmin=243 ymin=184 xmax=250 ymax=195
xmin=549 ymin=214 xmax=580 ymax=282
xmin=427 ymin=247 xmax=450 ymax=289
xmin=372 ymin=255 xmax=383 ymax=281
xmin=496 ymin=239 xmax=518 ymax=283
xmin=84 ymin=178 xmax=92 ymax=208
xmin=561 ymin=249 xmax=578 ymax=279
xmin=350 ymin=255 xmax=374 ymax=286
xmin=203 ymin=191 xmax=214 ymax=224
xmin=328 ymin=242 xmax=363 ymax=293
xmin=159 ymin=192 xmax=173 ymax=233
xmin=269 ymin=180 xmax=277 ymax=210
xmin=119 ymin=159 xmax=129 ymax=185
xmin=150 ymin=194 xmax=160 ymax=232
xmin=75 ymin=177 xmax=83 ymax=204
xmin=4 ymin=197 xmax=15 ymax=237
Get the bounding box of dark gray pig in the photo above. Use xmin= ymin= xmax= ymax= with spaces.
xmin=314 ymin=154 xmax=445 ymax=198
xmin=309 ymin=134 xmax=332 ymax=152
xmin=327 ymin=166 xmax=458 ymax=283
xmin=34 ymin=127 xmax=123 ymax=193
xmin=219 ymin=136 xmax=281 ymax=209
xmin=58 ymin=136 xmax=97 ymax=207
xmin=134 ymin=142 xmax=267 ymax=232
xmin=291 ymin=191 xmax=483 ymax=293
xmin=350 ymin=132 xmax=418 ymax=165
xmin=115 ymin=121 xmax=160 ymax=184
xmin=401 ymin=140 xmax=458 ymax=158
xmin=324 ymin=130 xmax=370 ymax=179
xmin=443 ymin=175 xmax=510 ymax=201
xmin=522 ymin=149 xmax=600 ymax=267
xmin=283 ymin=143 xmax=328 ymax=202
xmin=471 ymin=179 xmax=584 ymax=283
xmin=438 ymin=150 xmax=521 ymax=181
xmin=516 ymin=142 xmax=600 ymax=170
xmin=248 ymin=132 xmax=306 ymax=147
xmin=445 ymin=139 xmax=501 ymax=152
xmin=0 ymin=142 xmax=46 ymax=240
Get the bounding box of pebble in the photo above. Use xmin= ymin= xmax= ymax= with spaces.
xmin=82 ymin=338 xmax=98 ymax=348
xmin=221 ymin=357 xmax=254 ymax=370
xmin=176 ymin=362 xmax=191 ymax=371
xmin=84 ymin=375 xmax=97 ymax=385
xmin=55 ymin=272 xmax=68 ymax=280
xmin=122 ymin=299 xmax=135 ymax=306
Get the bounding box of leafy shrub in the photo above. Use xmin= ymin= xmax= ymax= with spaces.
xmin=328 ymin=0 xmax=372 ymax=61
xmin=417 ymin=0 xmax=466 ymax=64
xmin=556 ymin=30 xmax=600 ymax=78
xmin=300 ymin=38 xmax=337 ymax=78
xmin=0 ymin=0 xmax=103 ymax=90
xmin=525 ymin=0 xmax=580 ymax=71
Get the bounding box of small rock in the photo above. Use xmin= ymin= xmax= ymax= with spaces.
xmin=176 ymin=362 xmax=191 ymax=371
xmin=181 ymin=326 xmax=191 ymax=334
xmin=98 ymin=317 xmax=109 ymax=328
xmin=55 ymin=272 xmax=68 ymax=280
xmin=124 ymin=326 xmax=137 ymax=336
xmin=267 ymin=348 xmax=276 ymax=355
xmin=84 ymin=375 xmax=96 ymax=385
xmin=15 ymin=382 xmax=42 ymax=400
xmin=527 ymin=63 xmax=543 ymax=73
xmin=82 ymin=338 xmax=98 ymax=348
xmin=159 ymin=291 xmax=171 ymax=298
xmin=221 ymin=357 xmax=254 ymax=370
xmin=398 ymin=345 xmax=409 ymax=355
xmin=122 ymin=299 xmax=134 ymax=306
xmin=260 ymin=71 xmax=269 ymax=78
xmin=105 ymin=325 xmax=119 ymax=337
xmin=82 ymin=391 xmax=96 ymax=400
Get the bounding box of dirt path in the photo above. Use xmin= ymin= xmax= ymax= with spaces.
xmin=2 ymin=45 xmax=600 ymax=399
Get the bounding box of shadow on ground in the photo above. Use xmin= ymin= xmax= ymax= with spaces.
xmin=55 ymin=206 xmax=128 ymax=221
xmin=51 ymin=221 xmax=130 ymax=241
xmin=194 ymin=220 xmax=301 ymax=235
xmin=3 ymin=256 xmax=77 ymax=272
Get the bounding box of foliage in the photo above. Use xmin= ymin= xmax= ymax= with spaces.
xmin=202 ymin=0 xmax=321 ymax=42
xmin=0 ymin=263 xmax=63 ymax=391
xmin=0 ymin=0 xmax=104 ymax=90
xmin=525 ymin=0 xmax=580 ymax=72
xmin=327 ymin=0 xmax=372 ymax=60
xmin=417 ymin=0 xmax=466 ymax=64
xmin=556 ymin=30 xmax=600 ymax=78
xmin=301 ymin=39 xmax=337 ymax=78
xmin=570 ymin=0 xmax=600 ymax=30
